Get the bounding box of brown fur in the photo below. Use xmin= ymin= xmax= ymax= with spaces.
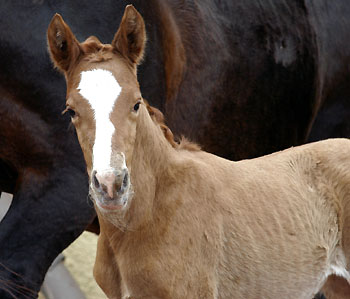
xmin=321 ymin=275 xmax=350 ymax=299
xmin=48 ymin=5 xmax=350 ymax=299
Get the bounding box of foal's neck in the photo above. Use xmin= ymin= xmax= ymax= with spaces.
xmin=127 ymin=106 xmax=176 ymax=225
xmin=133 ymin=106 xmax=175 ymax=177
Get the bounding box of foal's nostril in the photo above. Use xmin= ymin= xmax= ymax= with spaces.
xmin=122 ymin=171 xmax=129 ymax=188
xmin=92 ymin=170 xmax=100 ymax=189
xmin=114 ymin=168 xmax=129 ymax=194
xmin=92 ymin=169 xmax=129 ymax=199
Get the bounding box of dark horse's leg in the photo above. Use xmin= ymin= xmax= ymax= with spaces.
xmin=0 ymin=165 xmax=95 ymax=298
xmin=0 ymin=86 xmax=96 ymax=297
xmin=0 ymin=160 xmax=16 ymax=194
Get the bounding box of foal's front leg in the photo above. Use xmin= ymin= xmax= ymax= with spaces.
xmin=94 ymin=232 xmax=122 ymax=298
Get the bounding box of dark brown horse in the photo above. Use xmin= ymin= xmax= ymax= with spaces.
xmin=2 ymin=0 xmax=350 ymax=297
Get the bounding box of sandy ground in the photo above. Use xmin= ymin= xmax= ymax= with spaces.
xmin=37 ymin=232 xmax=106 ymax=299
xmin=62 ymin=232 xmax=106 ymax=299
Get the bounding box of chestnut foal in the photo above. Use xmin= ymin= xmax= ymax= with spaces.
xmin=48 ymin=5 xmax=350 ymax=299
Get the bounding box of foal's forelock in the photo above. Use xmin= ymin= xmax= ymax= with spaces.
xmin=77 ymin=69 xmax=122 ymax=172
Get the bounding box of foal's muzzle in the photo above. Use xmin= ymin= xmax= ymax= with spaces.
xmin=91 ymin=168 xmax=130 ymax=210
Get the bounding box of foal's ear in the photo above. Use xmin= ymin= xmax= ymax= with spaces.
xmin=112 ymin=5 xmax=146 ymax=65
xmin=47 ymin=14 xmax=81 ymax=72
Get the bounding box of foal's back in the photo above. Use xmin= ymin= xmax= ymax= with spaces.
xmin=178 ymin=138 xmax=350 ymax=298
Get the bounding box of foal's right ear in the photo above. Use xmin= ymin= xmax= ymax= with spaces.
xmin=47 ymin=14 xmax=81 ymax=72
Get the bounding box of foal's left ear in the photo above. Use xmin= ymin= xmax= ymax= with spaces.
xmin=112 ymin=5 xmax=146 ymax=65
xmin=47 ymin=14 xmax=81 ymax=72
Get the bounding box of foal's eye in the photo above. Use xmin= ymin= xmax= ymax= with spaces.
xmin=63 ymin=107 xmax=76 ymax=118
xmin=67 ymin=108 xmax=76 ymax=118
xmin=133 ymin=101 xmax=141 ymax=112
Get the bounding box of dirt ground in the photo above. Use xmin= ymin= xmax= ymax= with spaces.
xmin=62 ymin=232 xmax=106 ymax=299
xmin=38 ymin=231 xmax=105 ymax=299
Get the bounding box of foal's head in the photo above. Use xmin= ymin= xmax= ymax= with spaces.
xmin=48 ymin=5 xmax=146 ymax=212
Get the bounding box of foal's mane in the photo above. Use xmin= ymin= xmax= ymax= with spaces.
xmin=80 ymin=39 xmax=114 ymax=63
xmin=145 ymin=101 xmax=200 ymax=152
xmin=80 ymin=40 xmax=200 ymax=152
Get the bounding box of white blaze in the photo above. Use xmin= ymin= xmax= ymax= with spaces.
xmin=78 ymin=69 xmax=121 ymax=172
